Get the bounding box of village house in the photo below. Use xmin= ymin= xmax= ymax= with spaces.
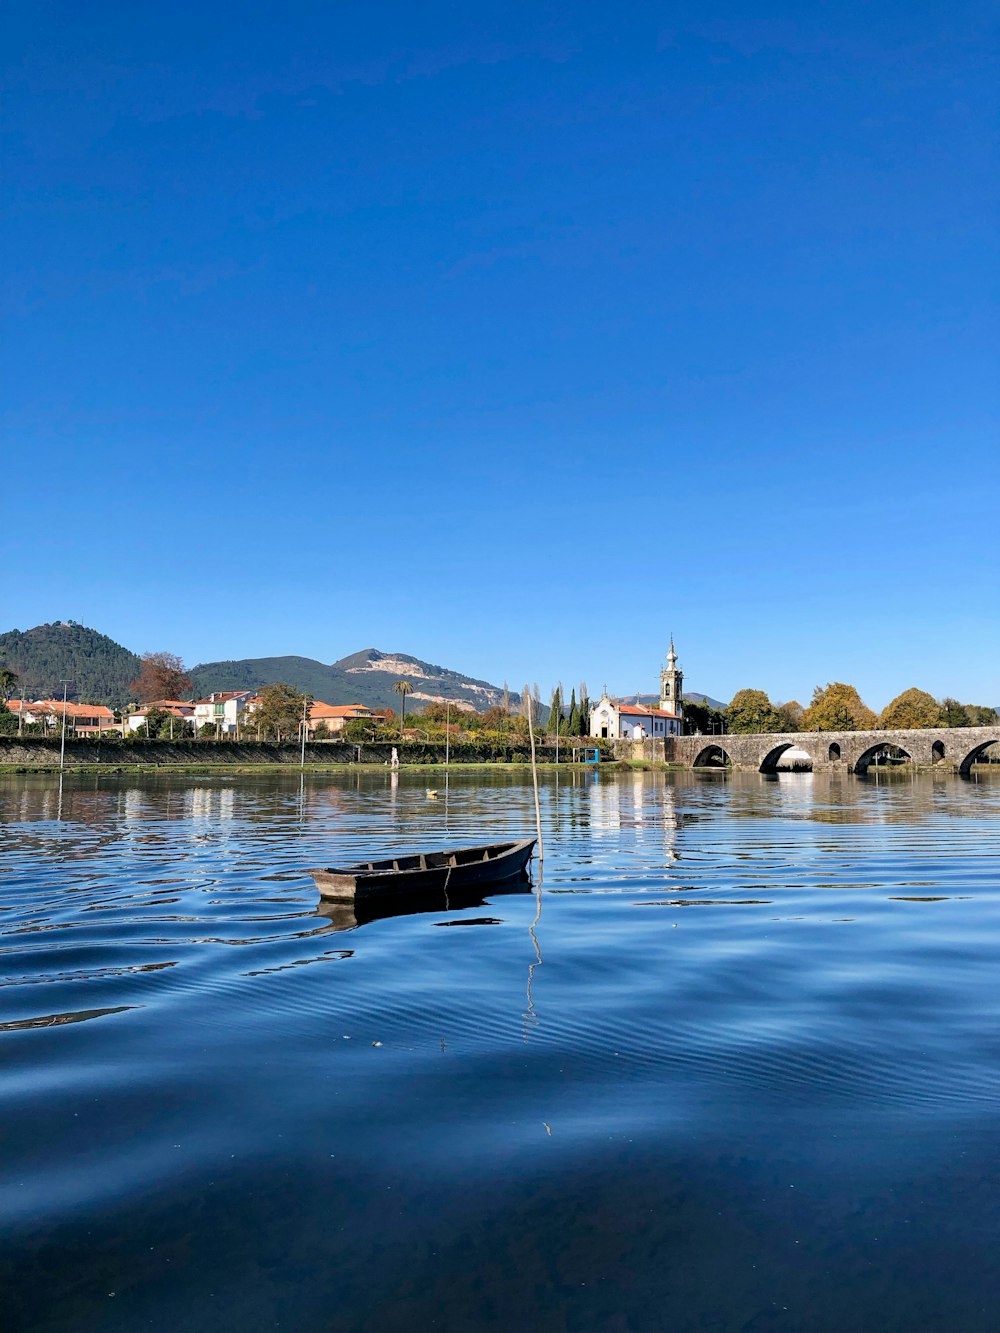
xmin=127 ymin=700 xmax=196 ymax=734
xmin=589 ymin=641 xmax=684 ymax=740
xmin=191 ymin=691 xmax=259 ymax=735
xmin=6 ymin=699 xmax=117 ymax=734
xmin=307 ymin=702 xmax=386 ymax=737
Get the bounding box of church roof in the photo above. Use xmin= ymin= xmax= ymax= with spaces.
xmin=618 ymin=703 xmax=680 ymax=719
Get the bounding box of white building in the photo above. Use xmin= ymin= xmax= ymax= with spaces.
xmin=126 ymin=700 xmax=195 ymax=734
xmin=191 ymin=691 xmax=258 ymax=735
xmin=590 ymin=641 xmax=684 ymax=740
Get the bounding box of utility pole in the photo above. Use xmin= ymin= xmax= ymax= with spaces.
xmin=59 ymin=679 xmax=72 ymax=770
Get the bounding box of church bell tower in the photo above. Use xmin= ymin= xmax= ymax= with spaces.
xmin=660 ymin=639 xmax=683 ymax=716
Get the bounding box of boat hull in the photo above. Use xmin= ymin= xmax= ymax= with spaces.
xmin=309 ymin=838 xmax=536 ymax=903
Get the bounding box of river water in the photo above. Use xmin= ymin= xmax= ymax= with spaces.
xmin=1 ymin=768 xmax=998 ymax=1332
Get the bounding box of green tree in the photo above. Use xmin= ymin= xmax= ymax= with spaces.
xmin=965 ymin=704 xmax=999 ymax=726
xmin=140 ymin=707 xmax=191 ymax=739
xmin=725 ymin=688 xmax=785 ymax=734
xmin=0 ymin=702 xmax=17 ymax=734
xmin=939 ymin=698 xmax=970 ymax=727
xmin=393 ymin=679 xmax=413 ymax=736
xmin=682 ymin=700 xmax=725 ymax=736
xmin=0 ymin=667 xmax=19 ymax=701
xmin=803 ymin=682 xmax=877 ymax=732
xmin=251 ymin=683 xmax=312 ymax=741
xmin=548 ymin=684 xmax=563 ymax=735
xmin=775 ymin=700 xmax=803 ymax=732
xmin=566 ymin=688 xmax=580 ymax=736
xmin=878 ymin=688 xmax=945 ymax=730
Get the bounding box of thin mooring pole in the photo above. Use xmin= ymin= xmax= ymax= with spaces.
xmin=527 ymin=694 xmax=544 ymax=864
xmin=554 ymin=685 xmax=559 ymax=767
xmin=59 ymin=679 xmax=71 ymax=770
xmin=300 ymin=696 xmax=308 ymax=769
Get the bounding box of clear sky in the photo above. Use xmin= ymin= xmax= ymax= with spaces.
xmin=3 ymin=2 xmax=997 ymax=709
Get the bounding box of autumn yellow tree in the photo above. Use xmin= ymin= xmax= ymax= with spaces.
xmin=878 ymin=688 xmax=944 ymax=730
xmin=803 ymin=683 xmax=877 ymax=732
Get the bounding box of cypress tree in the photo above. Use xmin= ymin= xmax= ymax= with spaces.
xmin=549 ymin=685 xmax=562 ymax=735
xmin=567 ymin=688 xmax=580 ymax=736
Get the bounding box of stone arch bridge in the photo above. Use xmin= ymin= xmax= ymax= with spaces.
xmin=618 ymin=726 xmax=1000 ymax=775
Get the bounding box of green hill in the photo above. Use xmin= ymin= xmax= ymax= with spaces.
xmin=0 ymin=622 xmax=140 ymax=706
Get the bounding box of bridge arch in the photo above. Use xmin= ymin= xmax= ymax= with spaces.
xmin=828 ymin=742 xmax=841 ymax=762
xmin=956 ymin=737 xmax=1000 ymax=776
xmin=692 ymin=744 xmax=731 ymax=769
xmin=853 ymin=742 xmax=914 ymax=774
xmin=759 ymin=742 xmax=799 ymax=774
xmin=931 ymin=740 xmax=946 ymax=763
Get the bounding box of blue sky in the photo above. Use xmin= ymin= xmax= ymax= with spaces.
xmin=3 ymin=1 xmax=997 ymax=709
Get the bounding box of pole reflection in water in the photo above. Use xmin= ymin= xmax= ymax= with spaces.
xmin=522 ymin=858 xmax=543 ymax=1039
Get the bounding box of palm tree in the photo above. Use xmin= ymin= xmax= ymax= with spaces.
xmin=393 ymin=679 xmax=413 ymax=738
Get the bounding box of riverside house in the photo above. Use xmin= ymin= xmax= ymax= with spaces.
xmin=6 ymin=699 xmax=117 ymax=734
xmin=191 ymin=691 xmax=259 ymax=735
xmin=127 ymin=700 xmax=196 ymax=734
xmin=307 ymin=702 xmax=386 ymax=736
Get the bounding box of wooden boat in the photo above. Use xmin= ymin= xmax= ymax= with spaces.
xmin=308 ymin=838 xmax=536 ymax=903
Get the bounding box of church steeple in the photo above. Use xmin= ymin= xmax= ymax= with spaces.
xmin=660 ymin=638 xmax=683 ymax=715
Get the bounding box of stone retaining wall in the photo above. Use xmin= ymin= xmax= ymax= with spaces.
xmin=0 ymin=737 xmax=610 ymax=768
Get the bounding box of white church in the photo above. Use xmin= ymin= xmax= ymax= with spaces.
xmin=589 ymin=641 xmax=684 ymax=741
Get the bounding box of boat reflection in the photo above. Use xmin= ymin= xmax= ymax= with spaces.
xmin=314 ymin=878 xmax=533 ymax=932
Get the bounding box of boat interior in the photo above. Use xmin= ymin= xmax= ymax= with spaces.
xmin=350 ymin=841 xmax=519 ymax=874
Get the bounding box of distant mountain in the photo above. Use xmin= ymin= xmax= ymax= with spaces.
xmin=684 ymin=691 xmax=727 ymax=712
xmin=0 ymin=622 xmax=140 ymax=706
xmin=629 ymin=691 xmax=727 ymax=712
xmin=189 ymin=648 xmax=517 ymax=714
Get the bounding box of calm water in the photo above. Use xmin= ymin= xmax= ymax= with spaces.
xmin=2 ymin=768 xmax=999 ymax=1332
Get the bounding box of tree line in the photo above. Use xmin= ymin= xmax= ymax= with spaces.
xmin=691 ymin=684 xmax=999 ymax=737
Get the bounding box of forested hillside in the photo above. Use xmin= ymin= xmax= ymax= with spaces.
xmin=0 ymin=622 xmax=140 ymax=706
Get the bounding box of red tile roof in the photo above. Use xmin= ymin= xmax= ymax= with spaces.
xmin=310 ymin=702 xmax=373 ymax=719
xmin=618 ymin=704 xmax=680 ymax=719
xmin=13 ymin=700 xmax=115 ymax=719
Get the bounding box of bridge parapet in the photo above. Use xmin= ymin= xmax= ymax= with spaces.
xmin=665 ymin=726 xmax=999 ymax=774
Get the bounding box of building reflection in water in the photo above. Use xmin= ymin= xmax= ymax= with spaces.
xmin=587 ymin=771 xmax=680 ymax=865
